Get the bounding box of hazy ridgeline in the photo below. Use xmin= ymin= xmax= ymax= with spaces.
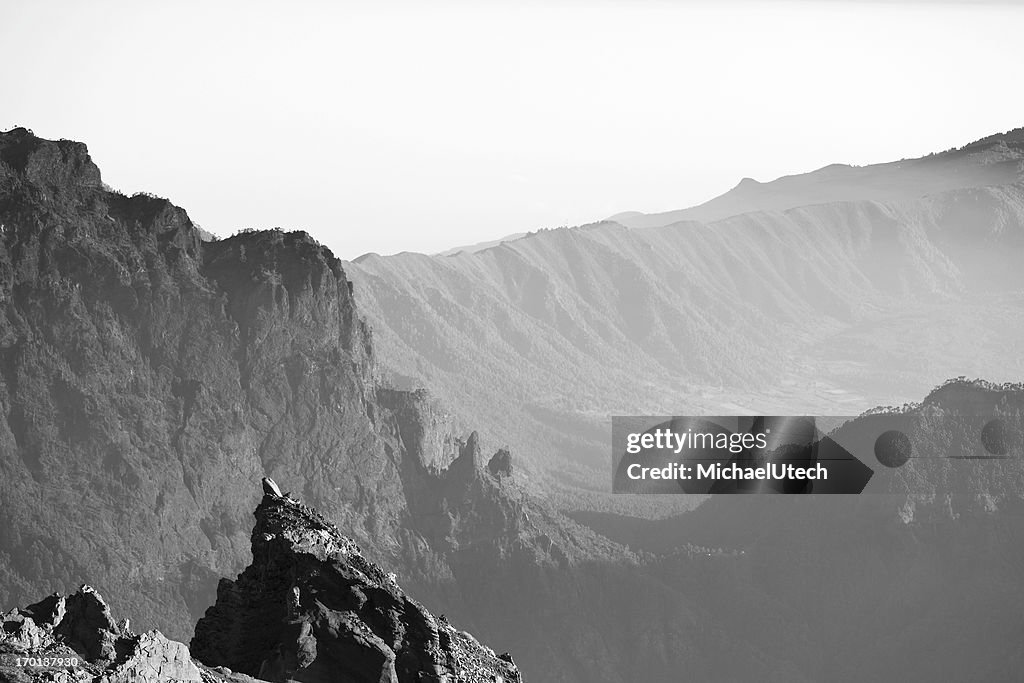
xmin=348 ymin=132 xmax=1024 ymax=499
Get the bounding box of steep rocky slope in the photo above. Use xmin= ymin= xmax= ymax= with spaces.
xmin=0 ymin=128 xmax=780 ymax=683
xmin=191 ymin=488 xmax=520 ymax=683
xmin=0 ymin=128 xmax=541 ymax=650
xmin=0 ymin=585 xmax=232 ymax=683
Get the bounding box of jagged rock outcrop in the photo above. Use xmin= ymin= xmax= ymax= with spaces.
xmin=191 ymin=490 xmax=521 ymax=683
xmin=487 ymin=450 xmax=512 ymax=479
xmin=0 ymin=586 xmax=209 ymax=683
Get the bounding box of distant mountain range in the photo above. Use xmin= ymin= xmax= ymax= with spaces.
xmin=347 ymin=132 xmax=1024 ymax=678
xmin=610 ymin=128 xmax=1024 ymax=227
xmin=347 ymin=128 xmax=1024 ymax=497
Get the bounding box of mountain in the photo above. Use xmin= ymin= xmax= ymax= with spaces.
xmin=191 ymin=487 xmax=521 ymax=683
xmin=570 ymin=378 xmax=1024 ymax=682
xmin=435 ymin=232 xmax=528 ymax=257
xmin=0 ymin=128 xmax=544 ymax=672
xmin=610 ymin=127 xmax=1024 ymax=228
xmin=342 ymin=127 xmax=1024 ymax=680
xmin=346 ymin=132 xmax=1024 ymax=500
xmin=1 ymin=585 xmax=215 ymax=683
xmin=0 ymin=127 xmax=804 ymax=682
xmin=5 ymin=126 xmax=1024 ymax=683
xmin=1 ymin=486 xmax=522 ymax=683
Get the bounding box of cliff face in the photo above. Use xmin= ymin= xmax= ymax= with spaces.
xmin=0 ymin=128 xmax=699 ymax=683
xmin=191 ymin=490 xmax=521 ymax=683
xmin=0 ymin=128 xmax=525 ymax=646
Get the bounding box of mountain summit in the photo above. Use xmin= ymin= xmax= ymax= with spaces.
xmin=191 ymin=487 xmax=521 ymax=683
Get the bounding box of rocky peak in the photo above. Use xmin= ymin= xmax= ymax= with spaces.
xmin=191 ymin=489 xmax=522 ymax=683
xmin=447 ymin=431 xmax=483 ymax=482
xmin=0 ymin=127 xmax=102 ymax=197
xmin=0 ymin=585 xmax=207 ymax=683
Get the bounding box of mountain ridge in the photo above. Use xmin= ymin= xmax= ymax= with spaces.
xmin=347 ymin=178 xmax=1024 ymax=494
xmin=609 ymin=126 xmax=1024 ymax=229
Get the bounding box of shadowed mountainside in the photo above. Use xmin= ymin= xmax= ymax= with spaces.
xmin=0 ymin=128 xmax=571 ymax=674
xmin=568 ymin=378 xmax=1024 ymax=682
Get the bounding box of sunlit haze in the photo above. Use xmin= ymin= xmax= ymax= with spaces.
xmin=3 ymin=0 xmax=1022 ymax=258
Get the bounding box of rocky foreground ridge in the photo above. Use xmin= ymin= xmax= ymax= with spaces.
xmin=192 ymin=486 xmax=520 ymax=683
xmin=0 ymin=586 xmax=248 ymax=683
xmin=0 ymin=485 xmax=521 ymax=683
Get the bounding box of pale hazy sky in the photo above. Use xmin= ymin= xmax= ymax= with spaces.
xmin=3 ymin=0 xmax=1023 ymax=258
